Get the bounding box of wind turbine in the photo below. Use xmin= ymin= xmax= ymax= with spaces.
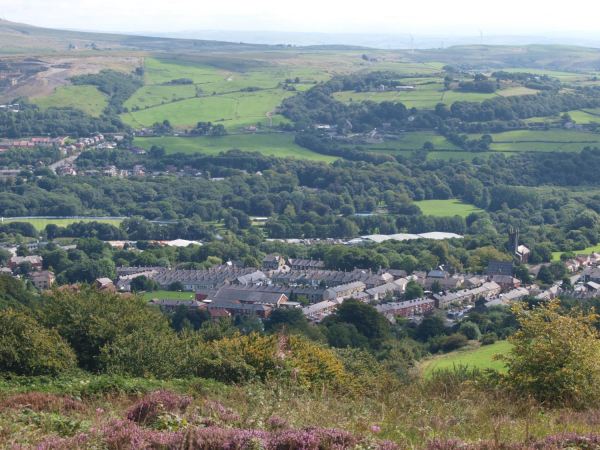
xmin=479 ymin=29 xmax=483 ymax=46
xmin=409 ymin=34 xmax=415 ymax=53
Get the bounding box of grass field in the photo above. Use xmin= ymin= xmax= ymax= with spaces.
xmin=415 ymin=200 xmax=484 ymax=218
xmin=133 ymin=134 xmax=338 ymax=162
xmin=496 ymin=86 xmax=539 ymax=97
xmin=467 ymin=130 xmax=600 ymax=152
xmin=500 ymin=68 xmax=584 ymax=79
xmin=342 ymin=133 xmax=463 ymax=151
xmin=1 ymin=218 xmax=123 ymax=231
xmin=525 ymin=109 xmax=600 ymax=125
xmin=32 ymin=85 xmax=109 ymax=116
xmin=123 ymin=85 xmax=198 ymax=110
xmin=421 ymin=341 xmax=512 ymax=377
xmin=552 ymin=243 xmax=600 ymax=261
xmin=143 ymin=290 xmax=195 ymax=301
xmin=121 ymin=89 xmax=294 ymax=131
xmin=144 ymin=58 xmax=222 ymax=85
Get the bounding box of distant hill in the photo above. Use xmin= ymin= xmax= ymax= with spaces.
xmin=0 ymin=19 xmax=270 ymax=54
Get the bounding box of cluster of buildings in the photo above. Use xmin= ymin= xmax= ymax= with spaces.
xmin=0 ymin=136 xmax=68 ymax=151
xmin=107 ymin=253 xmax=539 ymax=325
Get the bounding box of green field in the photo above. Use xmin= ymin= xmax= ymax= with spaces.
xmin=415 ymin=200 xmax=484 ymax=218
xmin=133 ymin=134 xmax=338 ymax=162
xmin=122 ymin=89 xmax=294 ymax=131
xmin=144 ymin=58 xmax=222 ymax=85
xmin=525 ymin=109 xmax=600 ymax=125
xmin=1 ymin=218 xmax=122 ymax=231
xmin=426 ymin=151 xmax=512 ymax=161
xmin=552 ymin=243 xmax=600 ymax=261
xmin=143 ymin=290 xmax=196 ymax=301
xmin=500 ymin=68 xmax=584 ymax=79
xmin=496 ymin=86 xmax=540 ymax=97
xmin=32 ymin=85 xmax=109 ymax=116
xmin=422 ymin=341 xmax=512 ymax=377
xmin=467 ymin=130 xmax=600 ymax=152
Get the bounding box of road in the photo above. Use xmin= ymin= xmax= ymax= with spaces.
xmin=49 ymin=153 xmax=79 ymax=173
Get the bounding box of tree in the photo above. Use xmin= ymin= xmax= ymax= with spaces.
xmin=326 ymin=323 xmax=368 ymax=349
xmin=0 ymin=309 xmax=77 ymax=376
xmin=459 ymin=321 xmax=481 ymax=340
xmin=404 ymin=280 xmax=424 ymax=300
xmin=441 ymin=333 xmax=468 ymax=352
xmin=431 ymin=280 xmax=442 ymax=293
xmin=169 ymin=281 xmax=185 ymax=291
xmin=264 ymin=308 xmax=307 ymax=333
xmin=549 ymin=261 xmax=568 ymax=281
xmin=333 ymin=299 xmax=390 ymax=346
xmin=211 ymin=124 xmax=227 ymax=136
xmin=40 ymin=286 xmax=172 ymax=372
xmin=497 ymin=299 xmax=600 ymax=407
xmin=416 ymin=316 xmax=446 ymax=342
xmin=536 ymin=265 xmax=554 ymax=285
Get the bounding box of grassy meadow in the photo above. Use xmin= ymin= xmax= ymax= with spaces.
xmin=465 ymin=129 xmax=600 ymax=152
xmin=122 ymin=89 xmax=294 ymax=131
xmin=421 ymin=340 xmax=512 ymax=377
xmin=552 ymin=243 xmax=600 ymax=261
xmin=142 ymin=290 xmax=195 ymax=301
xmin=415 ymin=200 xmax=483 ymax=218
xmin=133 ymin=134 xmax=338 ymax=162
xmin=31 ymin=85 xmax=109 ymax=116
xmin=1 ymin=218 xmax=123 ymax=231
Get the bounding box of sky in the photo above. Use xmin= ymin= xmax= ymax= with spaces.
xmin=0 ymin=0 xmax=598 ymax=36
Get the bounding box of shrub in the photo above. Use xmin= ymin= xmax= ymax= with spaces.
xmin=0 ymin=310 xmax=77 ymax=376
xmin=458 ymin=321 xmax=481 ymax=340
xmin=126 ymin=390 xmax=192 ymax=425
xmin=497 ymin=299 xmax=600 ymax=407
xmin=1 ymin=392 xmax=85 ymax=413
xmin=480 ymin=332 xmax=497 ymax=345
xmin=200 ymin=333 xmax=351 ymax=392
xmin=440 ymin=333 xmax=468 ymax=353
xmin=40 ymin=286 xmax=173 ymax=372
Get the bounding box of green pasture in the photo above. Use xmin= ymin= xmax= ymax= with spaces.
xmin=568 ymin=110 xmax=600 ymax=124
xmin=133 ymin=134 xmax=338 ymax=162
xmin=144 ymin=58 xmax=222 ymax=85
xmin=341 ymin=134 xmax=462 ymax=152
xmin=1 ymin=218 xmax=123 ymax=231
xmin=143 ymin=290 xmax=195 ymax=301
xmin=426 ymin=151 xmax=512 ymax=161
xmin=122 ymin=89 xmax=294 ymax=130
xmin=525 ymin=109 xmax=600 ymax=125
xmin=415 ymin=200 xmax=484 ymax=218
xmin=500 ymin=68 xmax=584 ymax=79
xmin=467 ymin=130 xmax=600 ymax=152
xmin=421 ymin=341 xmax=512 ymax=377
xmin=497 ymin=86 xmax=539 ymax=97
xmin=552 ymin=243 xmax=600 ymax=261
xmin=123 ymin=85 xmax=198 ymax=110
xmin=32 ymin=85 xmax=109 ymax=116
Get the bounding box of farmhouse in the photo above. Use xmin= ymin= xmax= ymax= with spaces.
xmin=30 ymin=270 xmax=55 ymax=289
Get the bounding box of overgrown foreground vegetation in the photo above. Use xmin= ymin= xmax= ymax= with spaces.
xmin=3 ymin=286 xmax=600 ymax=448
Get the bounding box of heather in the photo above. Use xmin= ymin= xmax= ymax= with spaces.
xmin=3 ymin=372 xmax=600 ymax=449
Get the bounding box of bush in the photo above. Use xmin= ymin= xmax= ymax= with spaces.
xmin=0 ymin=310 xmax=77 ymax=376
xmin=480 ymin=332 xmax=497 ymax=345
xmin=126 ymin=390 xmax=192 ymax=425
xmin=440 ymin=333 xmax=468 ymax=353
xmin=497 ymin=299 xmax=600 ymax=407
xmin=458 ymin=321 xmax=481 ymax=340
